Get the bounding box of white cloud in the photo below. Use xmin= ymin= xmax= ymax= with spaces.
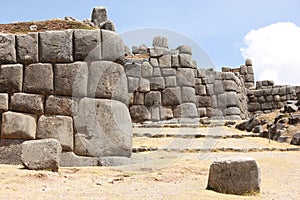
xmin=240 ymin=22 xmax=300 ymax=85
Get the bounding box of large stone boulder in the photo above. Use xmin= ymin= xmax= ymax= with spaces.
xmin=74 ymin=98 xmax=132 ymax=157
xmin=21 ymin=139 xmax=62 ymax=172
xmin=291 ymin=133 xmax=300 ymax=145
xmin=207 ymin=157 xmax=261 ymax=195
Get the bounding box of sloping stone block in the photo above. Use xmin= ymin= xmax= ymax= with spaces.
xmin=101 ymin=30 xmax=125 ymax=63
xmin=74 ymin=29 xmax=101 ymax=61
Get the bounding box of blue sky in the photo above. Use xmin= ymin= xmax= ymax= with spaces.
xmin=1 ymin=0 xmax=300 ymax=82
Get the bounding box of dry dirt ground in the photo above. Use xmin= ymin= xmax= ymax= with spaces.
xmin=1 ymin=127 xmax=300 ymax=200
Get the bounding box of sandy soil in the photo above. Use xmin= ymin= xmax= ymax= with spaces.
xmin=1 ymin=150 xmax=300 ymax=200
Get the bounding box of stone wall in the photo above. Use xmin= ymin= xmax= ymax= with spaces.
xmin=126 ymin=37 xmax=249 ymax=124
xmin=0 ymin=29 xmax=133 ymax=166
xmin=247 ymin=82 xmax=297 ymax=115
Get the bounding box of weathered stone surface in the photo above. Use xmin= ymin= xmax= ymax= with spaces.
xmin=16 ymin=33 xmax=38 ymax=64
xmin=1 ymin=112 xmax=36 ymax=139
xmin=284 ymin=104 xmax=298 ymax=113
xmin=74 ymin=98 xmax=132 ymax=157
xmin=248 ymin=102 xmax=260 ymax=112
xmin=0 ymin=33 xmax=16 ymax=64
xmin=153 ymin=67 xmax=161 ymax=77
xmin=173 ymin=103 xmax=198 ymax=118
xmin=150 ymin=58 xmax=159 ymax=67
xmin=176 ymin=45 xmax=192 ymax=55
xmin=0 ymin=64 xmax=23 ymax=93
xmin=10 ymin=93 xmax=44 ymax=115
xmin=181 ymin=87 xmax=196 ymax=103
xmin=207 ymin=157 xmax=261 ymax=195
xmin=162 ymin=87 xmax=181 ymax=106
xmin=198 ymin=108 xmax=207 ymax=118
xmin=152 ymin=36 xmax=168 ymax=48
xmin=54 ymin=62 xmax=88 ymax=97
xmin=177 ymin=68 xmax=195 ymax=87
xmin=161 ymin=68 xmax=176 ymax=76
xmin=0 ymin=93 xmax=8 ymax=112
xmin=24 ymin=63 xmax=53 ymax=95
xmin=196 ymin=96 xmax=211 ymax=107
xmin=214 ymin=80 xmax=224 ymax=95
xmin=88 ymin=61 xmax=129 ymax=105
xmin=211 ymin=95 xmax=218 ymax=108
xmin=46 ymin=95 xmax=78 ymax=116
xmin=100 ymin=20 xmax=116 ymax=31
xmin=129 ymin=105 xmax=150 ymax=122
xmin=206 ymin=108 xmax=223 ymax=118
xmin=125 ymin=63 xmax=141 ymax=77
xmin=60 ymin=152 xmax=98 ymax=167
xmin=160 ymin=106 xmax=173 ymax=120
xmin=261 ymin=102 xmax=272 ymax=110
xmin=225 ymin=92 xmax=239 ymax=107
xmin=150 ymin=46 xmax=167 ymax=58
xmin=150 ymin=106 xmax=160 ymax=121
xmin=145 ymin=91 xmax=161 ymax=107
xmin=150 ymin=77 xmax=165 ymax=90
xmin=91 ymin=7 xmax=107 ymax=27
xmin=138 ymin=78 xmax=150 ymax=93
xmin=291 ymin=133 xmax=300 ymax=145
xmin=21 ymin=139 xmax=61 ymax=172
xmin=74 ymin=29 xmax=101 ymax=61
xmin=195 ymin=85 xmax=206 ymax=96
xmin=206 ymin=84 xmax=214 ymax=95
xmin=179 ymin=54 xmax=193 ymax=68
xmin=171 ymin=55 xmax=179 ymax=68
xmin=39 ymin=30 xmax=73 ymax=63
xmin=128 ymin=77 xmax=139 ymax=93
xmin=158 ymin=55 xmax=171 ymax=67
xmin=141 ymin=62 xmax=153 ymax=78
xmin=98 ymin=157 xmax=132 ymax=166
xmin=0 ymin=139 xmax=24 ymax=165
xmin=165 ymin=76 xmax=177 ymax=87
xmin=224 ymin=80 xmax=239 ymax=92
xmin=225 ymin=107 xmax=241 ymax=115
xmin=37 ymin=115 xmax=74 ymax=151
xmin=101 ymin=30 xmax=125 ymax=63
xmin=137 ymin=44 xmax=148 ymax=54
xmin=133 ymin=93 xmax=144 ymax=105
